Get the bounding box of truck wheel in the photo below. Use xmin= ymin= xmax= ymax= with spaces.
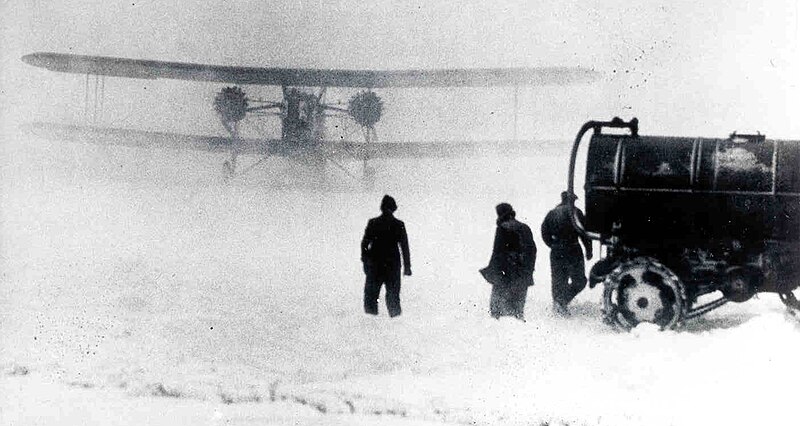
xmin=602 ymin=257 xmax=686 ymax=330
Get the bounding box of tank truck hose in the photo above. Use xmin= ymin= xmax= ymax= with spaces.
xmin=567 ymin=117 xmax=638 ymax=242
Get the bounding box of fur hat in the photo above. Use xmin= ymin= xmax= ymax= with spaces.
xmin=561 ymin=191 xmax=578 ymax=202
xmin=495 ymin=202 xmax=515 ymax=219
xmin=380 ymin=195 xmax=398 ymax=213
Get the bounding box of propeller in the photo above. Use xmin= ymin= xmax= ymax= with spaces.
xmin=214 ymin=86 xmax=248 ymax=124
xmin=347 ymin=90 xmax=383 ymax=128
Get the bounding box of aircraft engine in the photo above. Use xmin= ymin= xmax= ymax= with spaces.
xmin=214 ymin=86 xmax=248 ymax=123
xmin=348 ymin=90 xmax=383 ymax=128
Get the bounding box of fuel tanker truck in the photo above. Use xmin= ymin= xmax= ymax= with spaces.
xmin=567 ymin=118 xmax=800 ymax=330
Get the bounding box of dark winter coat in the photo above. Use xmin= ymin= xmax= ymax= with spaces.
xmin=541 ymin=203 xmax=592 ymax=254
xmin=361 ymin=213 xmax=411 ymax=272
xmin=485 ymin=217 xmax=536 ymax=287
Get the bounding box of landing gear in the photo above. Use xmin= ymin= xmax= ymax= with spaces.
xmin=779 ymin=287 xmax=800 ymax=317
xmin=602 ymin=257 xmax=686 ymax=330
xmin=363 ymin=164 xmax=376 ymax=191
xmin=215 ymin=86 xmax=247 ymax=182
xmin=222 ymin=160 xmax=235 ymax=182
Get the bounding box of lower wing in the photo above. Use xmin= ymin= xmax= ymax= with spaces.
xmin=21 ymin=122 xmax=557 ymax=159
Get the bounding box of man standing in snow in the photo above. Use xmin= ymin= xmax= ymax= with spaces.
xmin=541 ymin=191 xmax=593 ymax=316
xmin=361 ymin=195 xmax=412 ymax=317
xmin=480 ymin=203 xmax=536 ymax=321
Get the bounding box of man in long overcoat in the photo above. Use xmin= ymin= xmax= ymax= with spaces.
xmin=361 ymin=195 xmax=412 ymax=317
xmin=481 ymin=203 xmax=536 ymax=320
xmin=541 ymin=191 xmax=593 ymax=316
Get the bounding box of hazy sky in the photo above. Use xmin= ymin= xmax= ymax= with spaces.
xmin=2 ymin=0 xmax=799 ymax=139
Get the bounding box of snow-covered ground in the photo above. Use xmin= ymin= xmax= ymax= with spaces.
xmin=2 ymin=131 xmax=798 ymax=426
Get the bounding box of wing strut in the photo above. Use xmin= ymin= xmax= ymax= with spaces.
xmin=84 ymin=74 xmax=89 ymax=119
xmin=83 ymin=74 xmax=106 ymax=123
xmin=513 ymin=85 xmax=519 ymax=143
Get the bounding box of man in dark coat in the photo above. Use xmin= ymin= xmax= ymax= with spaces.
xmin=480 ymin=203 xmax=536 ymax=320
xmin=361 ymin=195 xmax=412 ymax=317
xmin=541 ymin=191 xmax=593 ymax=316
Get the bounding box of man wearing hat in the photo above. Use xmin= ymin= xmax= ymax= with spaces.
xmin=541 ymin=191 xmax=593 ymax=316
xmin=481 ymin=203 xmax=536 ymax=320
xmin=360 ymin=195 xmax=412 ymax=317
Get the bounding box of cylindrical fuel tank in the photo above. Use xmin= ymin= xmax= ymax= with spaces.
xmin=584 ymin=133 xmax=800 ymax=247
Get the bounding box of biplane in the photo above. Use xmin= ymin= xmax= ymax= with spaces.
xmin=21 ymin=52 xmax=599 ymax=186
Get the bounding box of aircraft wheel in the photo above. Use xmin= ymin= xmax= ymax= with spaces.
xmin=363 ymin=165 xmax=376 ymax=191
xmin=779 ymin=287 xmax=800 ymax=317
xmin=602 ymin=257 xmax=686 ymax=330
xmin=222 ymin=160 xmax=234 ymax=181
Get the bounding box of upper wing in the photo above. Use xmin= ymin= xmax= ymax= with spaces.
xmin=22 ymin=52 xmax=598 ymax=88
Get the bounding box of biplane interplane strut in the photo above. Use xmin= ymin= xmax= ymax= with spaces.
xmin=22 ymin=52 xmax=599 ymax=187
